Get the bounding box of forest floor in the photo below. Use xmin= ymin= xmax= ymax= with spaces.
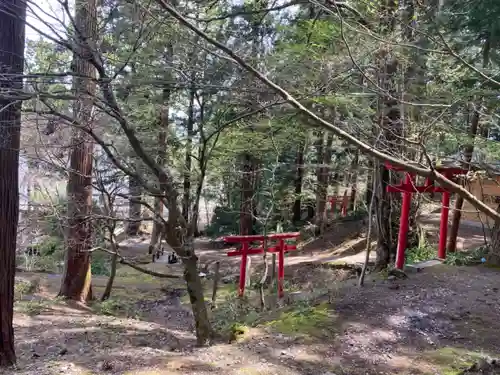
xmin=7 ymin=215 xmax=500 ymax=375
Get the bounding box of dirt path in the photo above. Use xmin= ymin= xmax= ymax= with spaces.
xmin=9 ymin=265 xmax=500 ymax=375
xmin=419 ymin=214 xmax=489 ymax=251
xmin=116 ymin=212 xmax=489 ymax=278
xmin=9 ymin=214 xmax=497 ymax=374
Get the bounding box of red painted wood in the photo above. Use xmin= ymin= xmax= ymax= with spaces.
xmin=387 ymin=185 xmax=449 ymax=193
xmin=386 ymin=163 xmax=467 ymax=269
xmin=224 ymin=233 xmax=300 ymax=298
xmin=341 ymin=190 xmax=348 ymax=216
xmin=227 ymin=245 xmax=297 ymax=257
xmin=329 ymin=196 xmax=336 ymax=212
xmin=438 ymin=191 xmax=451 ymax=259
xmin=238 ymin=242 xmax=249 ymax=297
xmin=395 ymin=174 xmax=413 ymax=269
xmin=278 ymin=239 xmax=285 ymax=298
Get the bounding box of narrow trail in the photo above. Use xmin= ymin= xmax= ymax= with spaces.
xmin=114 ymin=213 xmax=490 ymax=281
xmin=11 ymin=213 xmax=499 ymax=375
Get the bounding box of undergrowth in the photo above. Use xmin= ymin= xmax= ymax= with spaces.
xmin=14 ymin=278 xmax=40 ymax=300
xmin=18 ymin=234 xmax=112 ymax=275
xmin=92 ymin=297 xmax=141 ymax=318
xmin=210 ymin=278 xmax=337 ymax=341
xmin=14 ymin=297 xmax=64 ymax=316
xmin=405 ymin=244 xmax=436 ymax=264
xmin=444 ymin=246 xmax=488 ymax=266
xmin=405 ymin=244 xmax=489 ymax=267
xmin=421 ymin=347 xmax=490 ymax=375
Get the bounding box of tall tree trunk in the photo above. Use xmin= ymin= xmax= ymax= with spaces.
xmin=101 ymin=246 xmax=118 ymax=301
xmin=240 ymin=154 xmax=254 ymax=235
xmin=314 ymin=132 xmax=325 ymax=228
xmin=292 ymin=140 xmax=305 ymax=223
xmin=374 ymin=95 xmax=402 ymax=269
xmin=148 ymin=197 xmax=164 ymax=255
xmin=315 ymin=132 xmax=334 ymax=234
xmin=374 ymin=162 xmax=393 ymax=268
xmin=488 ymin=204 xmax=500 ymax=265
xmin=190 ymin=135 xmax=208 ymax=237
xmin=190 ymin=167 xmax=206 ymax=237
xmin=164 ymin=225 xmax=212 ymax=344
xmin=349 ymin=149 xmax=359 ymax=211
xmin=101 ymin=197 xmax=117 ymax=301
xmin=148 ymin=72 xmax=172 ymax=255
xmin=373 ymin=0 xmax=400 ymax=269
xmin=59 ymin=0 xmax=98 ymax=302
xmin=127 ymin=171 xmax=142 ymax=236
xmin=0 ymin=0 xmax=26 ymax=366
xmin=182 ymin=82 xmax=195 ymax=223
xmin=365 ymin=162 xmax=374 ymax=208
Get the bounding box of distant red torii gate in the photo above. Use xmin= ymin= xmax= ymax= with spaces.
xmin=385 ymin=162 xmax=467 ymax=269
xmin=224 ymin=232 xmax=300 ymax=298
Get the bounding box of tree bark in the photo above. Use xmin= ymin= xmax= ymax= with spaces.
xmin=190 ymin=135 xmax=208 ymax=238
xmin=0 ymin=0 xmax=26 ymax=366
xmin=349 ymin=149 xmax=359 ymax=211
xmin=374 ymin=162 xmax=393 ymax=268
xmin=182 ymin=82 xmax=195 ymax=223
xmin=373 ymin=98 xmax=401 ymax=268
xmin=59 ymin=0 xmax=98 ymax=302
xmin=292 ymin=140 xmax=305 ymax=223
xmin=373 ymin=0 xmax=400 ymax=269
xmin=164 ymin=225 xmax=212 ymax=345
xmin=240 ymin=154 xmax=254 ymax=235
xmin=127 ymin=172 xmax=142 ymax=236
xmin=101 ymin=248 xmax=117 ymax=301
xmin=315 ymin=133 xmax=334 ymax=234
xmin=365 ymin=159 xmax=374 ymax=208
xmin=488 ymin=204 xmax=500 ymax=265
xmin=148 ymin=197 xmax=164 ymax=256
xmin=148 ymin=72 xmax=171 ymax=255
xmin=101 ymin=197 xmax=118 ymax=301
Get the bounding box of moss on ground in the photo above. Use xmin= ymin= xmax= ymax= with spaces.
xmin=229 ymin=322 xmax=250 ymax=342
xmin=420 ymin=347 xmax=490 ymax=375
xmin=264 ymin=302 xmax=335 ymax=337
xmin=14 ymin=299 xmax=50 ymax=316
xmin=91 ymin=297 xmax=141 ymax=318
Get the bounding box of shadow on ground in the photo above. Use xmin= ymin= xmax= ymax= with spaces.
xmin=10 ymin=260 xmax=500 ymax=374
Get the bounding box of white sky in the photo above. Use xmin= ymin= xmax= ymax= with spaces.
xmin=25 ymin=0 xmax=69 ymax=41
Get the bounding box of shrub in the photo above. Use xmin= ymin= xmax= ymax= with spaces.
xmin=38 ymin=236 xmax=64 ymax=257
xmin=14 ymin=279 xmax=40 ymax=300
xmin=445 ymin=245 xmax=489 ymax=266
xmin=15 ymin=300 xmax=48 ymax=316
xmin=91 ymin=251 xmax=111 ymax=276
xmin=92 ymin=298 xmax=139 ymax=318
xmin=205 ymin=206 xmax=241 ymax=237
xmin=405 ymin=244 xmax=436 ymax=264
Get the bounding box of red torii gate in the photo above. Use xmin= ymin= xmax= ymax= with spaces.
xmin=385 ymin=162 xmax=467 ymax=269
xmin=328 ymin=190 xmax=350 ymax=216
xmin=224 ymin=232 xmax=300 ymax=298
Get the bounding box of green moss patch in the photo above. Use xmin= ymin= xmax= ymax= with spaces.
xmin=229 ymin=322 xmax=250 ymax=342
xmin=265 ymin=302 xmax=336 ymax=337
xmin=421 ymin=347 xmax=491 ymax=375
